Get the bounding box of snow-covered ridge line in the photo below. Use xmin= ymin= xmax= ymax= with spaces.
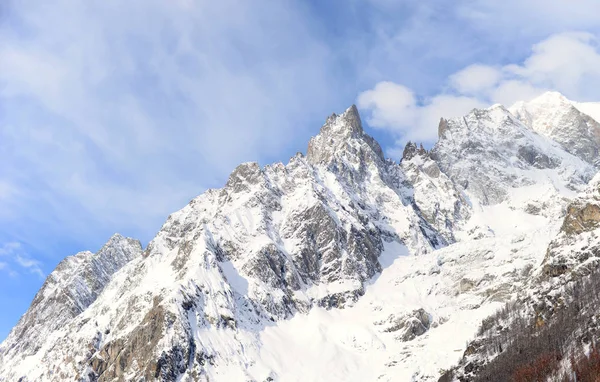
xmin=1 ymin=93 xmax=599 ymax=382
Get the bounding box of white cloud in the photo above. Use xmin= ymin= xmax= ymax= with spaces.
xmin=453 ymin=32 xmax=600 ymax=105
xmin=449 ymin=64 xmax=502 ymax=96
xmin=15 ymin=255 xmax=44 ymax=279
xmin=508 ymin=32 xmax=600 ymax=100
xmin=0 ymin=242 xmax=21 ymax=257
xmin=357 ymin=31 xmax=600 ymax=155
xmin=488 ymin=81 xmax=544 ymax=108
xmin=356 ymin=82 xmax=486 ymax=144
xmin=356 ymin=82 xmax=418 ymax=130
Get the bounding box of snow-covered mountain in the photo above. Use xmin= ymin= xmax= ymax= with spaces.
xmin=1 ymin=93 xmax=599 ymax=382
xmin=510 ymin=92 xmax=600 ymax=167
xmin=0 ymin=234 xmax=142 ymax=376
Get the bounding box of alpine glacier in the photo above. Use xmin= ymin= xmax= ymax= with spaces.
xmin=1 ymin=92 xmax=600 ymax=382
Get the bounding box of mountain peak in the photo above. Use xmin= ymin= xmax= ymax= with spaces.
xmin=510 ymin=91 xmax=600 ymax=166
xmin=340 ymin=104 xmax=362 ymax=131
xmin=105 ymin=232 xmax=125 ymax=245
xmin=533 ymin=90 xmax=570 ymax=103
xmin=5 ymin=95 xmax=600 ymax=382
xmin=509 ymin=92 xmax=571 ymax=117
xmin=318 ymin=104 xmax=363 ymax=138
xmin=306 ymin=104 xmax=384 ymax=166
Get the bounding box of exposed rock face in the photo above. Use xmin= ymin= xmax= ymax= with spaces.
xmin=438 ymin=118 xmax=449 ymax=138
xmin=0 ymin=234 xmax=141 ymax=373
xmin=401 ymin=142 xmax=427 ymax=161
xmin=561 ymin=202 xmax=600 ymax=235
xmin=87 ymin=299 xmax=180 ymax=382
xmin=401 ymin=141 xmax=470 ymax=243
xmin=541 ymin=174 xmax=600 ymax=278
xmin=307 ymin=105 xmax=384 ymax=168
xmin=510 ymin=91 xmax=600 ymax=166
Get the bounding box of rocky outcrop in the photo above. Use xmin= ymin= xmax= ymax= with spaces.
xmin=401 ymin=142 xmax=427 ymax=161
xmin=438 ymin=118 xmax=449 ymax=138
xmin=561 ymin=202 xmax=600 ymax=235
xmin=307 ymin=105 xmax=385 ymax=172
xmin=541 ymin=178 xmax=600 ymax=279
xmin=86 ymin=299 xmax=186 ymax=382
xmin=375 ymin=308 xmax=433 ymax=341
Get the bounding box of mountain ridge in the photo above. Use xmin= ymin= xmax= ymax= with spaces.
xmin=2 ymin=93 xmax=600 ymax=381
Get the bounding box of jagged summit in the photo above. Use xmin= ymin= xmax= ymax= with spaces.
xmin=401 ymin=141 xmax=427 ymax=161
xmin=306 ymin=105 xmax=384 ymax=166
xmin=437 ymin=103 xmax=511 ymax=139
xmin=307 ymin=104 xmax=367 ymax=145
xmin=100 ymin=233 xmax=140 ymax=252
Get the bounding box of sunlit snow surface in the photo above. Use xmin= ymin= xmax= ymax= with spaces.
xmin=244 ymin=194 xmax=562 ymax=382
xmin=190 ymin=189 xmax=567 ymax=381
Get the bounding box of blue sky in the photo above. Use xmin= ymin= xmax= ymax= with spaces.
xmin=1 ymin=0 xmax=600 ymax=340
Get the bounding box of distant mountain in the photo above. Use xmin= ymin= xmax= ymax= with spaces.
xmin=2 ymin=94 xmax=600 ymax=382
xmin=510 ymin=91 xmax=600 ymax=166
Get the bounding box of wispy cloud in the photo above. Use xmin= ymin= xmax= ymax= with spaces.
xmin=0 ymin=242 xmax=21 ymax=257
xmin=14 ymin=255 xmax=44 ymax=279
xmin=0 ymin=0 xmax=342 ymax=252
xmin=357 ymin=82 xmax=487 ymax=144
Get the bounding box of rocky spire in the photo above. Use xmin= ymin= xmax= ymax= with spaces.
xmin=306 ymin=105 xmax=384 ymax=166
xmin=338 ymin=104 xmax=363 ymax=134
xmin=438 ymin=118 xmax=449 ymax=138
xmin=402 ymin=141 xmax=427 ymax=161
